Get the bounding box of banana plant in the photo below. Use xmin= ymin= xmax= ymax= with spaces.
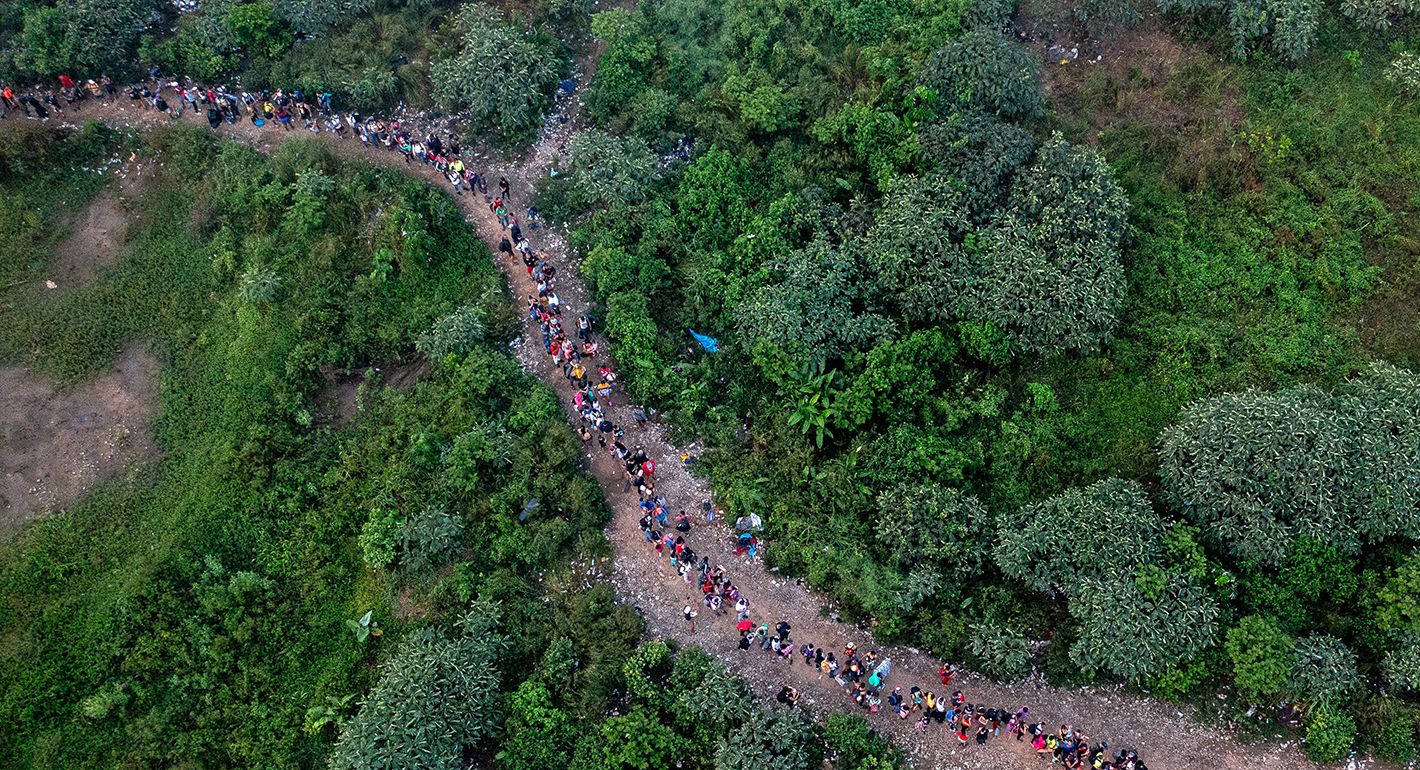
xmin=784 ymin=361 xmax=843 ymax=448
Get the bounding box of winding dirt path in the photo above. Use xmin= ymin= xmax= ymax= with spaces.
xmin=18 ymin=86 xmax=1333 ymax=770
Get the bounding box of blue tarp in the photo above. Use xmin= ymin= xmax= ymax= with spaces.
xmin=689 ymin=329 xmax=719 ymax=353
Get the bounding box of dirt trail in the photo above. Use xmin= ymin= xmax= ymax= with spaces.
xmin=30 ymin=88 xmax=1330 ymax=770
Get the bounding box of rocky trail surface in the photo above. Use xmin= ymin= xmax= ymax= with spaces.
xmin=26 ymin=78 xmax=1335 ymax=770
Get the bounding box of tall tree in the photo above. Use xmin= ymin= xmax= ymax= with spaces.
xmin=995 ymin=478 xmax=1165 ymax=593
xmin=432 ymin=3 xmax=562 ymax=139
xmin=330 ymin=610 xmax=506 ymax=770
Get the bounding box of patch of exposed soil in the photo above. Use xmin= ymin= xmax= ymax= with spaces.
xmin=1019 ymin=14 xmax=1250 ymax=190
xmin=46 ymin=179 xmax=136 ymax=294
xmin=382 ymin=358 xmax=429 ymax=391
xmin=314 ymin=365 xmax=366 ymax=429
xmin=314 ymin=359 xmax=431 ymax=428
xmin=0 ymin=345 xmax=160 ymax=535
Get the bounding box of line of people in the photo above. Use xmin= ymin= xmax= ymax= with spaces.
xmin=1 ymin=73 xmax=522 ymax=215
xmin=626 ymin=431 xmax=1155 ymax=770
xmin=7 ymin=63 xmax=1157 ymax=770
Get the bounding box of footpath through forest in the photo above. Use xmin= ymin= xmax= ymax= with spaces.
xmin=37 ymin=76 xmax=1331 ymax=770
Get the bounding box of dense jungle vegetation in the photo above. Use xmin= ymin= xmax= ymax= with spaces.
xmin=535 ymin=0 xmax=1420 ymax=761
xmin=0 ymin=124 xmax=904 ymax=770
xmin=2 ymin=0 xmax=1420 ymax=764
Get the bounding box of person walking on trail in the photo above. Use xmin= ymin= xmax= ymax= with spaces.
xmin=449 ymin=158 xmax=465 ymax=195
xmin=499 ymin=175 xmax=511 ymax=199
xmin=776 ymin=619 xmax=791 ymax=642
xmin=682 ymin=598 xmax=697 ymax=632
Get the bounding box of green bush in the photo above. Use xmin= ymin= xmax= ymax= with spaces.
xmin=1305 ymin=703 xmax=1357 ymax=763
xmin=1225 ymin=615 xmax=1293 ymax=700
xmin=1068 ymin=570 xmax=1219 ymax=680
xmin=995 ymin=478 xmax=1165 ymax=592
xmin=432 ymin=3 xmax=563 ymax=141
xmin=924 ymin=29 xmax=1044 ymax=120
xmin=965 ymin=623 xmax=1033 ymax=682
xmin=1289 ymin=635 xmax=1361 ymax=705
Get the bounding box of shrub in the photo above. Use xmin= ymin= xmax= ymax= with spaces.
xmin=359 ymin=507 xmax=402 ymax=569
xmin=1159 ymin=367 xmax=1420 ymax=567
xmin=1382 ymin=635 xmax=1420 ymax=692
xmin=226 ymin=2 xmax=291 ymax=59
xmin=572 ymin=707 xmax=680 ymax=770
xmin=272 ymin=0 xmax=374 ymax=36
xmin=400 ymin=504 xmax=463 ymax=575
xmin=497 ymin=681 xmax=577 ymax=770
xmin=995 ymin=478 xmax=1164 ymax=592
xmin=1225 ymin=615 xmax=1293 ymax=700
xmin=1304 ymin=703 xmax=1357 ymax=763
xmin=1289 ymin=635 xmax=1361 ymax=705
xmin=822 ymin=713 xmax=900 ymax=770
xmin=565 ymin=130 xmax=660 ymax=210
xmin=432 ymin=3 xmax=562 ymax=140
xmin=1371 ymin=701 xmax=1419 ymax=762
xmin=965 ymin=623 xmax=1032 ymax=682
xmin=1225 ymin=0 xmax=1321 ymax=62
xmin=1342 ymin=0 xmax=1420 ymax=29
xmin=960 ymin=135 xmax=1129 ymax=355
xmin=1068 ymin=570 xmax=1220 ymax=680
xmin=417 ymin=303 xmax=487 ymax=361
xmin=715 ymin=708 xmax=818 ymax=770
xmin=924 ymin=29 xmax=1045 ymax=120
xmin=238 ymin=265 xmax=280 ymax=304
xmin=330 ymin=610 xmax=506 ymax=770
xmin=876 ymin=483 xmax=991 ymax=580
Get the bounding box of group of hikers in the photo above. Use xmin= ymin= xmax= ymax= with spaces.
xmin=0 ymin=72 xmax=497 ymax=202
xmin=6 ymin=65 xmax=1160 ymax=770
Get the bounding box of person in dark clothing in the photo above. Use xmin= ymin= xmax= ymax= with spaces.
xmin=206 ymin=106 xmax=221 ymax=129
xmin=776 ymin=620 xmax=791 ymax=642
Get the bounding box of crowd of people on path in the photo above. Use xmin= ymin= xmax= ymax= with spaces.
xmin=0 ymin=71 xmax=518 ymax=213
xmin=5 ymin=66 xmax=1157 ymax=770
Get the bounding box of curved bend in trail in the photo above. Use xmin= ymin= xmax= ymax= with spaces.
xmin=42 ymin=87 xmax=1320 ymax=770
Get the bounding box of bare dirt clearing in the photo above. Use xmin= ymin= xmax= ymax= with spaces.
xmin=0 ymin=345 xmax=160 ymax=534
xmin=45 ymin=177 xmax=136 ymax=294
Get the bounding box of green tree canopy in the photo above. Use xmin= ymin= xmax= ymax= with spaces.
xmin=13 ymin=0 xmax=165 ymax=78
xmin=1068 ymin=570 xmax=1220 ymax=680
xmin=1225 ymin=615 xmax=1294 ymax=700
xmin=994 ymin=478 xmax=1167 ymax=593
xmin=329 ymin=609 xmax=507 ymax=770
xmin=716 ymin=708 xmax=819 ymax=770
xmin=924 ymin=29 xmax=1045 ymax=120
xmin=876 ymin=482 xmax=992 ymax=580
xmin=496 ymin=681 xmax=577 ymax=770
xmin=565 ymin=130 xmax=661 ymax=210
xmin=1382 ymin=634 xmax=1420 ymax=692
xmin=919 ymin=110 xmax=1036 ymax=216
xmin=961 ymin=135 xmax=1130 ymax=355
xmin=572 ymin=707 xmax=680 ymax=770
xmin=1159 ymin=365 xmax=1420 ymax=567
xmin=432 ymin=3 xmax=562 ymax=139
xmin=1288 ymin=635 xmax=1361 ymax=705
